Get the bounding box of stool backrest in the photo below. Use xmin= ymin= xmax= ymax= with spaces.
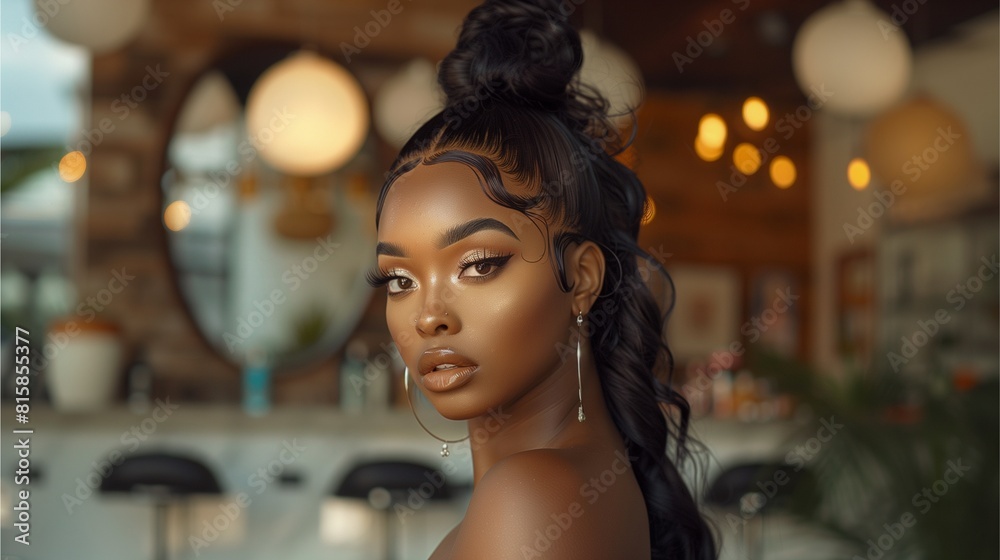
xmin=334 ymin=460 xmax=454 ymax=504
xmin=100 ymin=452 xmax=223 ymax=496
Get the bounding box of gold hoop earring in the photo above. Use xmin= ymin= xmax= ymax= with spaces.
xmin=404 ymin=367 xmax=470 ymax=456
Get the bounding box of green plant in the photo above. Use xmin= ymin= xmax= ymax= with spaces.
xmin=286 ymin=306 xmax=331 ymax=356
xmin=1 ymin=146 xmax=64 ymax=194
xmin=747 ymin=349 xmax=999 ymax=560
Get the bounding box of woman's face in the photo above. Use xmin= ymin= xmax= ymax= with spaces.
xmin=373 ymin=160 xmax=576 ymax=420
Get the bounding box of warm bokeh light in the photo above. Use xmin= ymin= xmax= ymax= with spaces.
xmin=246 ymin=50 xmax=369 ymax=176
xmin=164 ymin=200 xmax=192 ymax=231
xmin=864 ymin=95 xmax=976 ymax=194
xmin=694 ymin=136 xmax=724 ymax=162
xmin=697 ymin=113 xmax=727 ymax=149
xmin=742 ymin=97 xmax=769 ymax=131
xmin=733 ymin=143 xmax=762 ymax=175
xmin=792 ymin=0 xmax=911 ymax=117
xmin=769 ymin=155 xmax=797 ymax=188
xmin=847 ymin=157 xmax=871 ymax=190
xmin=641 ymin=195 xmax=656 ymax=225
xmin=58 ymin=151 xmax=87 ymax=182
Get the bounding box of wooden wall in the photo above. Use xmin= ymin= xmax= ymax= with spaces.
xmin=634 ymin=92 xmax=813 ymax=364
xmin=82 ymin=2 xmax=811 ymax=404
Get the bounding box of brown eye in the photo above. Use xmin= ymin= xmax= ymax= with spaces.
xmin=387 ymin=276 xmax=415 ymax=294
xmin=458 ymin=253 xmax=513 ymax=280
xmin=474 ymin=262 xmax=495 ymax=275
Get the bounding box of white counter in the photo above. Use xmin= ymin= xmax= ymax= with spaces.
xmin=0 ymin=404 xmax=801 ymax=559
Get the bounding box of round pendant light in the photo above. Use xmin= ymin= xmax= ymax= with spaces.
xmin=792 ymin=0 xmax=912 ymax=117
xmin=35 ymin=0 xmax=150 ymax=54
xmin=373 ymin=59 xmax=444 ymax=149
xmin=864 ymin=94 xmax=976 ymax=194
xmin=579 ymin=30 xmax=644 ymax=125
xmin=245 ymin=50 xmax=369 ymax=177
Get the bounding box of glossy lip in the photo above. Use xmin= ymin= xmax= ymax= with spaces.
xmin=421 ymin=365 xmax=479 ymax=392
xmin=418 ymin=347 xmax=478 ymax=376
xmin=418 ymin=347 xmax=479 ymax=393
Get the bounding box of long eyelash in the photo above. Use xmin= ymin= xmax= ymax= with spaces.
xmin=366 ymin=251 xmax=514 ymax=289
xmin=458 ymin=250 xmax=514 ymax=272
xmin=365 ymin=266 xmax=397 ymax=288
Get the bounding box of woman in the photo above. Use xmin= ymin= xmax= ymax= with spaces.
xmin=366 ymin=0 xmax=718 ymax=558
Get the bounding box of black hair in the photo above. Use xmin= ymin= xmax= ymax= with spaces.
xmin=371 ymin=1 xmax=718 ymax=558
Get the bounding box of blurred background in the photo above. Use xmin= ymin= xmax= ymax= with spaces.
xmin=0 ymin=0 xmax=996 ymax=558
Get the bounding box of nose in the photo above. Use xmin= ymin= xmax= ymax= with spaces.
xmin=415 ymin=293 xmax=459 ymax=337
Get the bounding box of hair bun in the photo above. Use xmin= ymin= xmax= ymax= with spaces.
xmin=438 ymin=0 xmax=583 ymax=111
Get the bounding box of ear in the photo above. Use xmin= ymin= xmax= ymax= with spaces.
xmin=567 ymin=240 xmax=605 ymax=315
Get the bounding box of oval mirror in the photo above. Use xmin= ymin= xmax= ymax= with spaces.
xmin=159 ymin=45 xmax=377 ymax=371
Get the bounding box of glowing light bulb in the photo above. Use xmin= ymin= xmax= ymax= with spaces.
xmin=742 ymin=97 xmax=769 ymax=131
xmin=58 ymin=151 xmax=87 ymax=183
xmin=246 ymin=50 xmax=369 ymax=176
xmin=847 ymin=157 xmax=871 ymax=190
xmin=733 ymin=143 xmax=762 ymax=175
xmin=164 ymin=201 xmax=192 ymax=231
xmin=769 ymin=156 xmax=796 ymax=189
xmin=641 ymin=196 xmax=656 ymax=225
xmin=697 ymin=114 xmax=727 ymax=149
xmin=694 ymin=137 xmax=723 ymax=162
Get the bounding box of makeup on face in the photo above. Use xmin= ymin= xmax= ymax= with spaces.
xmin=369 ymin=160 xmax=576 ymax=418
xmin=417 ymin=346 xmax=479 ymax=392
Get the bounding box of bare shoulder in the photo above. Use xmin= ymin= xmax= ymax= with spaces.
xmin=450 ymin=448 xmax=637 ymax=559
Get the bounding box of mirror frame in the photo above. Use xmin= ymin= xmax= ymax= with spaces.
xmin=153 ymin=39 xmax=379 ymax=378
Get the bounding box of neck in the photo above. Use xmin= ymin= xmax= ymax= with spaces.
xmin=465 ymin=344 xmax=622 ymax=486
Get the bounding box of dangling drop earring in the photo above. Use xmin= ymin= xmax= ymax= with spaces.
xmin=404 ymin=367 xmax=470 ymax=456
xmin=577 ymin=310 xmax=586 ymax=423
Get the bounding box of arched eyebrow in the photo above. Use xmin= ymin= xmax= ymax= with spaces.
xmin=376 ymin=217 xmax=520 ymax=258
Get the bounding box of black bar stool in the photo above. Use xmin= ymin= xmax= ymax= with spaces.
xmin=100 ymin=451 xmax=223 ymax=560
xmin=333 ymin=459 xmax=461 ymax=560
xmin=704 ymin=461 xmax=817 ymax=560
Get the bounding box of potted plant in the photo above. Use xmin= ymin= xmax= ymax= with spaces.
xmin=745 ymin=348 xmax=999 ymax=560
xmin=44 ymin=315 xmax=126 ymax=411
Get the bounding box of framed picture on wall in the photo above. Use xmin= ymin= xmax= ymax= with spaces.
xmin=837 ymin=249 xmax=874 ymax=370
xmin=748 ymin=268 xmax=801 ymax=358
xmin=666 ymin=264 xmax=741 ymax=363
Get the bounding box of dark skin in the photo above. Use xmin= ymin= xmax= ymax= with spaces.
xmin=376 ymin=160 xmax=651 ymax=559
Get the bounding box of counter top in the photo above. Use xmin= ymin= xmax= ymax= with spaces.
xmin=0 ymin=404 xmax=806 ymax=559
xmin=1 ymin=402 xmax=431 ymax=435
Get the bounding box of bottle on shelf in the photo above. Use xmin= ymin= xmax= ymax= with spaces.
xmin=711 ymin=369 xmax=734 ymax=419
xmin=242 ymin=348 xmax=271 ymax=417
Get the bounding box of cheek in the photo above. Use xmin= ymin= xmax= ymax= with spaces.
xmin=471 ymin=267 xmax=571 ymax=372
